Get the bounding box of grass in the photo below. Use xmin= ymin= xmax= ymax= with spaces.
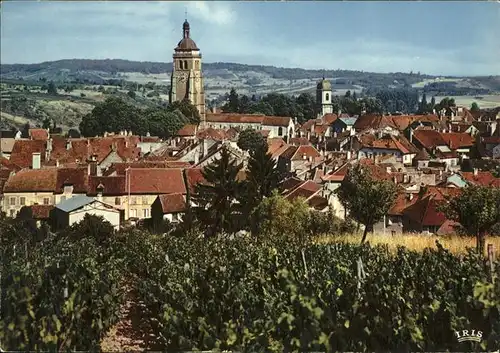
xmin=317 ymin=233 xmax=500 ymax=256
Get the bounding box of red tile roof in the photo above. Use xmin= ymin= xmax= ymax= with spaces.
xmin=284 ymin=180 xmax=321 ymax=201
xmin=29 ymin=129 xmax=49 ymax=141
xmin=322 ymin=113 xmax=339 ymax=125
xmin=197 ymin=127 xmax=227 ymax=141
xmin=403 ymin=195 xmax=446 ymax=227
xmin=184 ymin=168 xmax=208 ymax=194
xmin=103 ymin=161 xmax=192 ymax=176
xmin=177 ymin=124 xmax=198 ymax=137
xmin=280 ymin=145 xmax=321 ymax=161
xmin=289 ymin=137 xmax=311 ymax=146
xmin=9 ymin=140 xmax=47 ymax=168
xmin=158 ymin=193 xmax=187 ymax=213
xmin=412 ymin=129 xmax=448 ymax=149
xmin=206 ymin=113 xmax=265 ymax=124
xmin=4 ymin=168 xmax=58 ymax=192
xmin=88 ymin=176 xmax=126 ymax=196
xmin=439 ymin=133 xmax=474 ymax=149
xmin=388 ymin=192 xmax=418 ymax=216
xmin=262 ymin=116 xmax=291 ymax=127
xmin=126 ymin=168 xmax=186 ymax=194
xmin=460 ymin=171 xmax=500 ymax=187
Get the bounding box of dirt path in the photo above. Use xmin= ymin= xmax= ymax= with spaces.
xmin=100 ymin=285 xmax=163 ymax=351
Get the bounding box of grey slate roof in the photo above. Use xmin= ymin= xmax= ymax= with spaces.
xmin=55 ymin=195 xmax=96 ymax=213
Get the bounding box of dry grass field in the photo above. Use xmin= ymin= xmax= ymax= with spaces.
xmin=435 ymin=95 xmax=500 ymax=109
xmin=318 ymin=233 xmax=500 ymax=256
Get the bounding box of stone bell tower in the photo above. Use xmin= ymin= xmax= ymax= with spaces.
xmin=169 ymin=19 xmax=206 ymax=124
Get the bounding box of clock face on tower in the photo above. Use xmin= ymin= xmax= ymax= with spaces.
xmin=177 ymin=72 xmax=188 ymax=83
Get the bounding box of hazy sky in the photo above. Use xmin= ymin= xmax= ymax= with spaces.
xmin=2 ymin=1 xmax=499 ymax=76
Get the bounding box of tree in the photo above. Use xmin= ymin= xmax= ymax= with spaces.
xmin=127 ymin=90 xmax=136 ymax=99
xmin=471 ymin=102 xmax=480 ymax=112
xmin=42 ymin=118 xmax=52 ymax=129
xmin=441 ymin=185 xmax=500 ymax=254
xmin=336 ymin=164 xmax=397 ymax=243
xmin=237 ymin=128 xmax=266 ymax=154
xmin=345 ymin=90 xmax=351 ymax=98
xmin=67 ymin=214 xmax=115 ymax=245
xmin=241 ymin=142 xmax=283 ymax=219
xmin=146 ymin=108 xmax=187 ymax=138
xmin=47 ymin=81 xmax=58 ymax=95
xmin=418 ymin=93 xmax=428 ymax=114
xmin=430 ymin=96 xmax=436 ymax=111
xmin=166 ymin=98 xmax=200 ymax=123
xmin=250 ymin=191 xmax=310 ymax=243
xmin=79 ymin=96 xmax=141 ymax=137
xmin=222 ymin=88 xmax=239 ymax=113
xmin=192 ymin=147 xmax=243 ymax=236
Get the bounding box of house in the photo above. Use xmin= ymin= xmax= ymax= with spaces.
xmin=440 ymin=132 xmax=474 ymax=156
xmin=204 ymin=113 xmax=295 ymax=140
xmin=402 ymin=186 xmax=461 ymax=234
xmin=52 ymin=195 xmax=121 ymax=230
xmin=280 ymin=179 xmax=329 ymax=211
xmin=277 ymin=145 xmax=322 ymax=177
xmin=29 ymin=129 xmax=49 ymax=141
xmin=2 ymin=166 xmax=89 ymax=218
xmin=357 ymin=133 xmax=418 ymax=166
xmin=88 ymin=168 xmax=187 ymax=221
xmin=151 ymin=193 xmax=187 ymax=223
xmin=331 ymin=117 xmax=358 ymax=134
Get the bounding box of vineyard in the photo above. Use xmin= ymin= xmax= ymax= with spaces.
xmin=1 ymin=214 xmax=499 ymax=352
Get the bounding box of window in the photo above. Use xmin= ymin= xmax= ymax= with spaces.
xmin=20 ymin=197 xmax=26 ymax=205
xmin=278 ymin=127 xmax=283 ymax=136
xmin=60 ymin=196 xmax=66 ymax=202
xmin=184 ymin=60 xmax=188 ymax=69
xmin=143 ymin=209 xmax=150 ymax=218
xmin=130 ymin=197 xmax=136 ymax=205
xmin=115 ymin=197 xmax=121 ymax=206
xmin=130 ymin=209 xmax=137 ymax=218
xmin=325 ymin=93 xmax=330 ymax=101
xmin=43 ymin=198 xmax=50 ymax=205
xmin=195 ymin=60 xmax=200 ymax=69
xmin=142 ymin=197 xmax=149 ymax=205
xmin=9 ymin=197 xmax=16 ymax=206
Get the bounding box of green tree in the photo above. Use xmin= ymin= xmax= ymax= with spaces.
xmin=167 ymin=98 xmax=200 ymax=123
xmin=418 ymin=93 xmax=428 ymax=114
xmin=79 ymin=96 xmax=141 ymax=137
xmin=192 ymin=147 xmax=243 ymax=236
xmin=441 ymin=185 xmax=500 ymax=254
xmin=223 ymin=88 xmax=240 ymax=113
xmin=251 ymin=191 xmax=310 ymax=243
xmin=471 ymin=102 xmax=480 ymax=112
xmin=127 ymin=90 xmax=136 ymax=99
xmin=42 ymin=118 xmax=52 ymax=129
xmin=237 ymin=128 xmax=266 ymax=154
xmin=336 ymin=164 xmax=397 ymax=243
xmin=146 ymin=108 xmax=187 ymax=138
xmin=47 ymin=81 xmax=58 ymax=95
xmin=241 ymin=143 xmax=282 ymax=220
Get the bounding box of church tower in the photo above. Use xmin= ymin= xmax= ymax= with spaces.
xmin=169 ymin=19 xmax=206 ymax=124
xmin=315 ymin=78 xmax=333 ymax=118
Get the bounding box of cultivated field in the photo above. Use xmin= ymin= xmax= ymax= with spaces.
xmin=319 ymin=233 xmax=500 ymax=256
xmin=435 ymin=94 xmax=500 ymax=109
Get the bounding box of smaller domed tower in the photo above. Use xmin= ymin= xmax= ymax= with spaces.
xmin=316 ymin=78 xmax=333 ymax=118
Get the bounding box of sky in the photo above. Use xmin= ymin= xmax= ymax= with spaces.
xmin=1 ymin=1 xmax=500 ymax=76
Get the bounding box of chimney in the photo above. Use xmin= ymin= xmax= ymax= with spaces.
xmin=409 ymin=193 xmax=414 ymax=201
xmin=203 ymin=139 xmax=209 ymax=157
xmin=87 ymin=162 xmax=97 ymax=176
xmin=47 ymin=138 xmax=53 ymax=152
xmin=473 ymin=168 xmax=478 ymax=176
xmin=386 ymin=167 xmax=392 ymax=174
xmin=337 ymin=109 xmax=341 ymax=116
xmin=409 ymin=128 xmax=413 ymax=143
xmin=308 ymin=155 xmax=313 ymax=163
xmin=66 ymin=140 xmax=71 ymax=150
xmin=96 ymin=184 xmax=104 ymax=201
xmin=56 ymin=159 xmax=59 ymax=167
xmin=32 ymin=152 xmax=41 ymax=169
xmin=303 ymin=153 xmax=307 ymax=160
xmin=310 ymin=123 xmax=315 ymax=134
xmin=347 ymin=150 xmax=352 ymax=160
xmin=393 ymin=175 xmax=397 ymax=184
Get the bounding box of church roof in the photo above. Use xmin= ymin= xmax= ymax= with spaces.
xmin=317 ymin=79 xmax=331 ymax=91
xmin=175 ymin=20 xmax=199 ymax=51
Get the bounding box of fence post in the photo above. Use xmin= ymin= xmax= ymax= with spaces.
xmin=487 ymin=244 xmax=495 ymax=284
